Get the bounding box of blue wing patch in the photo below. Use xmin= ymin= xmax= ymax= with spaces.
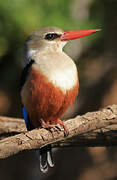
xmin=23 ymin=106 xmax=35 ymax=130
xmin=23 ymin=106 xmax=28 ymax=128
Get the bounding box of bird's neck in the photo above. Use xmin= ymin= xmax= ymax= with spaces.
xmin=25 ymin=41 xmax=67 ymax=63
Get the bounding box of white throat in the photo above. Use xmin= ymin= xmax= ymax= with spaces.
xmin=25 ymin=41 xmax=67 ymax=64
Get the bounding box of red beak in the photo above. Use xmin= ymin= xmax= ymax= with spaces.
xmin=61 ymin=29 xmax=101 ymax=41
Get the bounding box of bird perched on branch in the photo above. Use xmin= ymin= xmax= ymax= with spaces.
xmin=20 ymin=26 xmax=100 ymax=173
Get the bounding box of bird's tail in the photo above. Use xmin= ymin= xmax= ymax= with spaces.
xmin=38 ymin=144 xmax=54 ymax=173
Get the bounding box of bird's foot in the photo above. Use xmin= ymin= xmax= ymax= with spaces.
xmin=40 ymin=119 xmax=61 ymax=133
xmin=40 ymin=119 xmax=68 ymax=137
xmin=56 ymin=119 xmax=69 ymax=137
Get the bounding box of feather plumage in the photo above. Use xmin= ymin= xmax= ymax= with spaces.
xmin=21 ymin=64 xmax=54 ymax=173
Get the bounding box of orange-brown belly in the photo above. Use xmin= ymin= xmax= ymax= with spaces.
xmin=21 ymin=67 xmax=79 ymax=128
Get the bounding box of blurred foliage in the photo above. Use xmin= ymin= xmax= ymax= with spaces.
xmin=0 ymin=0 xmax=102 ymax=61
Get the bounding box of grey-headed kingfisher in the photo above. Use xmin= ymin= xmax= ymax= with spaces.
xmin=20 ymin=26 xmax=100 ymax=173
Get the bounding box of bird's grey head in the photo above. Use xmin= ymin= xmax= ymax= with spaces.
xmin=24 ymin=26 xmax=67 ymax=64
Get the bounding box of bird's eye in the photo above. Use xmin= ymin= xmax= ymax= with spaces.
xmin=45 ymin=33 xmax=61 ymax=41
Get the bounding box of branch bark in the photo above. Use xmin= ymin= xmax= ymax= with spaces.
xmin=0 ymin=104 xmax=117 ymax=159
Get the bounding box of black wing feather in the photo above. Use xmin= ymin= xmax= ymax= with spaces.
xmin=20 ymin=59 xmax=34 ymax=91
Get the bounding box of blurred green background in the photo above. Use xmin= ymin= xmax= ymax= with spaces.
xmin=0 ymin=0 xmax=117 ymax=180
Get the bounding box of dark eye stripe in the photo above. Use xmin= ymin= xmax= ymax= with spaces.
xmin=45 ymin=33 xmax=61 ymax=41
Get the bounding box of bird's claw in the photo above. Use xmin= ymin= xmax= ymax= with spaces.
xmin=40 ymin=118 xmax=69 ymax=137
xmin=56 ymin=119 xmax=69 ymax=137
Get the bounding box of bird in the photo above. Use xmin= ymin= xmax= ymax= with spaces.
xmin=20 ymin=26 xmax=100 ymax=173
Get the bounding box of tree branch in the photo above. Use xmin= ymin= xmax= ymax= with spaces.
xmin=0 ymin=105 xmax=117 ymax=159
xmin=0 ymin=116 xmax=26 ymax=134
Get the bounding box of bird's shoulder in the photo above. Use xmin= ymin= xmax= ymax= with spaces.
xmin=20 ymin=59 xmax=35 ymax=91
